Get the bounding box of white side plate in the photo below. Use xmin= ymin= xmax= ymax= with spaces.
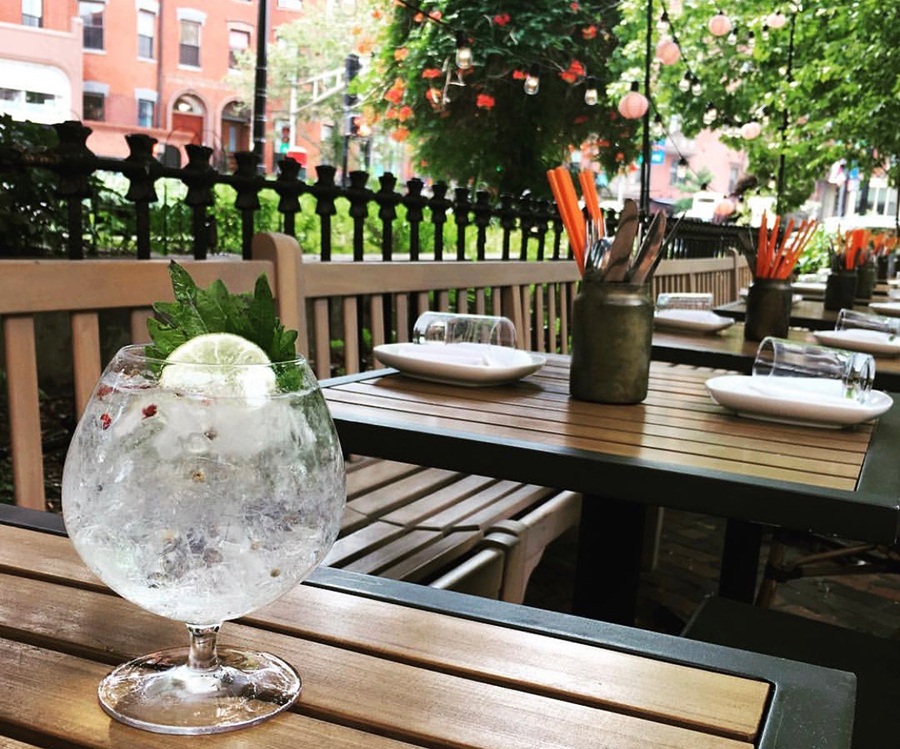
xmin=653 ymin=309 xmax=734 ymax=333
xmin=705 ymin=375 xmax=892 ymax=428
xmin=869 ymin=302 xmax=900 ymax=318
xmin=373 ymin=342 xmax=546 ymax=386
xmin=813 ymin=328 xmax=900 ymax=357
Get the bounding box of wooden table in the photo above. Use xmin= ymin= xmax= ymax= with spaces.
xmin=0 ymin=516 xmax=855 ymax=749
xmin=715 ymin=299 xmax=842 ymax=330
xmin=653 ymin=322 xmax=900 ymax=391
xmin=322 ymin=359 xmax=900 ymax=624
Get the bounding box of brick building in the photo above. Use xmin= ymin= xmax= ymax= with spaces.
xmin=0 ymin=0 xmax=318 ymax=169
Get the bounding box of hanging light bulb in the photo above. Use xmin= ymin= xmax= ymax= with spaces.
xmin=703 ymin=102 xmax=718 ymax=125
xmin=761 ymin=23 xmax=770 ymax=42
xmin=747 ymin=30 xmax=756 ymax=53
xmin=583 ymin=76 xmax=599 ymax=106
xmin=726 ymin=25 xmax=738 ymax=45
xmin=708 ymin=11 xmax=732 ymax=37
xmin=678 ymin=72 xmax=692 ymax=92
xmin=691 ymin=76 xmax=703 ymax=97
xmin=652 ymin=113 xmax=665 ymax=139
xmin=617 ymin=81 xmax=649 ymax=120
xmin=455 ymin=30 xmax=473 ymax=70
xmin=766 ymin=10 xmax=788 ymax=29
xmin=657 ymin=11 xmax=670 ymax=33
xmin=656 ymin=38 xmax=681 ymax=65
xmin=524 ymin=64 xmax=540 ymax=96
xmin=676 ymin=158 xmax=688 ymax=180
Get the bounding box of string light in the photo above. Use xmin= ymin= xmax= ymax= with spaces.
xmin=691 ymin=76 xmax=703 ymax=97
xmin=454 ymin=30 xmax=472 ymax=70
xmin=657 ymin=11 xmax=670 ymax=33
xmin=726 ymin=25 xmax=738 ymax=45
xmin=703 ymin=102 xmax=718 ymax=125
xmin=524 ymin=64 xmax=541 ymax=95
xmin=584 ymin=76 xmax=599 ymax=106
xmin=678 ymin=72 xmax=692 ymax=92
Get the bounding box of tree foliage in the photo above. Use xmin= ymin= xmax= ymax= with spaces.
xmin=365 ymin=1 xmax=639 ymax=196
xmin=230 ymin=4 xmax=372 ymax=164
xmin=615 ymin=0 xmax=900 ymax=211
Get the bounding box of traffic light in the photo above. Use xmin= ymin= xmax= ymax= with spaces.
xmin=344 ymin=53 xmax=361 ymax=107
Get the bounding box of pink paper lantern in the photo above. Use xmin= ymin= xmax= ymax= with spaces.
xmin=656 ymin=39 xmax=681 ymax=65
xmin=766 ymin=11 xmax=787 ymax=30
xmin=714 ymin=198 xmax=736 ymax=217
xmin=618 ymin=89 xmax=649 ymax=120
xmin=740 ymin=121 xmax=762 ymax=140
xmin=708 ymin=12 xmax=732 ymax=37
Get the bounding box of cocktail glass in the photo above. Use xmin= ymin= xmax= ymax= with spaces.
xmin=61 ymin=345 xmax=346 ymax=734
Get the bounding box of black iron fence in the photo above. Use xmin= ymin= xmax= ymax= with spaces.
xmin=0 ymin=121 xmax=751 ymax=263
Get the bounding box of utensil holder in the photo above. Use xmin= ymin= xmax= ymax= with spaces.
xmin=570 ymin=279 xmax=652 ymax=404
xmin=824 ymin=270 xmax=858 ymax=311
xmin=856 ymin=263 xmax=876 ymax=300
xmin=744 ymin=279 xmax=792 ymax=342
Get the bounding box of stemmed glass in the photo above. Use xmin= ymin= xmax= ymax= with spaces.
xmin=61 ymin=345 xmax=346 ymax=734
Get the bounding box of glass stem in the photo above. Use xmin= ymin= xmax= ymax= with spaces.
xmin=186 ymin=624 xmax=221 ymax=671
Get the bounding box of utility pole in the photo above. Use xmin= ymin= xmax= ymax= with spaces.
xmin=341 ymin=53 xmax=361 ymax=187
xmin=252 ymin=0 xmax=270 ymax=174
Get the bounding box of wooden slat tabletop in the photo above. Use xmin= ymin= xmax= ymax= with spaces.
xmin=324 ymin=358 xmax=873 ymax=492
xmin=0 ymin=525 xmax=770 ymax=749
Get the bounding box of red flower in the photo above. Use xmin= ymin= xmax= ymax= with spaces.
xmin=422 ymin=67 xmax=442 ymax=79
xmin=559 ymin=59 xmax=586 ymax=84
xmin=397 ymin=105 xmax=414 ymax=121
xmin=569 ymin=2 xmax=580 ymax=10
xmin=142 ymin=404 xmax=158 ymax=419
xmin=511 ymin=69 xmax=527 ymax=80
xmin=573 ymin=115 xmax=588 ymax=125
xmin=476 ymin=93 xmax=496 ymax=110
xmin=429 ymin=10 xmax=442 ymax=21
xmin=582 ymin=25 xmax=597 ymax=40
xmin=492 ymin=13 xmax=511 ymax=26
xmin=390 ymin=127 xmax=410 ymax=142
xmin=394 ymin=47 xmax=409 ymax=62
xmin=99 ymin=413 xmax=112 ymax=430
xmin=414 ymin=12 xmax=424 ymax=22
xmin=384 ymin=78 xmax=406 ymax=105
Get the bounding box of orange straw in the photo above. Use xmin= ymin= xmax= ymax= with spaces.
xmin=578 ymin=169 xmax=603 ymax=227
xmin=547 ymin=168 xmax=585 ymax=275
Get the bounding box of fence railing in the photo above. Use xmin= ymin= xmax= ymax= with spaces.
xmin=0 ymin=120 xmax=753 ymax=264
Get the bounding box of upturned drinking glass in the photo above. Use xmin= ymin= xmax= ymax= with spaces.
xmin=61 ymin=345 xmax=346 ymax=734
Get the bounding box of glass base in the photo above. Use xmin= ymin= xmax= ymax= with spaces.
xmin=98 ymin=646 xmax=301 ymax=735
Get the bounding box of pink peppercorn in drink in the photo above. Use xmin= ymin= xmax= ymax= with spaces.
xmin=61 ymin=334 xmax=345 ymax=735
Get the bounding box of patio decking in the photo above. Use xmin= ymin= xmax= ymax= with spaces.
xmin=525 ymin=509 xmax=900 ymax=638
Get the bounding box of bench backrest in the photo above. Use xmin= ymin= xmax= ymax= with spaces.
xmin=252 ymin=233 xmax=750 ymax=380
xmin=0 ymin=242 xmax=300 ymax=510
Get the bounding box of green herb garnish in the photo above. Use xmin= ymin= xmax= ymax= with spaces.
xmin=146 ymin=261 xmax=305 ymax=391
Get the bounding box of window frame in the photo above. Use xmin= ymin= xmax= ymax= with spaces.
xmin=137 ymin=9 xmax=156 ymax=60
xmin=80 ymin=1 xmax=105 ymax=51
xmin=179 ymin=19 xmax=201 ymax=67
xmin=22 ymin=0 xmax=42 ymax=27
xmin=228 ymin=29 xmax=251 ymax=69
xmin=83 ymin=91 xmax=105 ymax=121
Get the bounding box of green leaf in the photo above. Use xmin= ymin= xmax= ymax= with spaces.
xmin=146 ymin=262 xmax=303 ymax=387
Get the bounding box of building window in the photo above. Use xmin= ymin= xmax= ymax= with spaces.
xmin=137 ymin=10 xmax=155 ymax=59
xmin=0 ymin=88 xmax=19 ymax=102
xmin=83 ymin=92 xmax=105 ymax=121
xmin=179 ymin=20 xmax=201 ymax=66
xmin=80 ymin=1 xmax=104 ymax=50
xmin=22 ymin=0 xmax=42 ymax=27
xmin=25 ymin=91 xmax=55 ymax=105
xmin=278 ymin=0 xmax=303 ymax=9
xmin=137 ymin=99 xmax=155 ymax=128
xmin=229 ymin=30 xmax=250 ymax=69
